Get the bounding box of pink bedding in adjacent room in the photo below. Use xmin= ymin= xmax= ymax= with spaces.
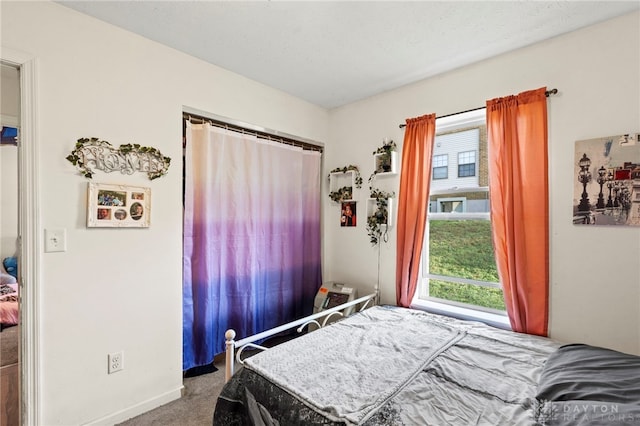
xmin=0 ymin=283 xmax=19 ymax=326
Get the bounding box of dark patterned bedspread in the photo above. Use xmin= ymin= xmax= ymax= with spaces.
xmin=213 ymin=305 xmax=560 ymax=425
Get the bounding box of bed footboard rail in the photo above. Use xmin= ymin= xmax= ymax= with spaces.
xmin=224 ymin=292 xmax=376 ymax=382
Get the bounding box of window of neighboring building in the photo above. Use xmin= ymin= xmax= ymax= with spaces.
xmin=458 ymin=151 xmax=476 ymax=177
xmin=434 ymin=197 xmax=466 ymax=213
xmin=432 ymin=154 xmax=448 ymax=179
xmin=415 ymin=108 xmax=507 ymax=325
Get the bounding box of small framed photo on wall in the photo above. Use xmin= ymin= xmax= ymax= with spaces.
xmin=87 ymin=183 xmax=151 ymax=228
xmin=340 ymin=201 xmax=357 ymax=227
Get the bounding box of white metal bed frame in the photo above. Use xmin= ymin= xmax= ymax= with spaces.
xmin=224 ymin=292 xmax=378 ymax=382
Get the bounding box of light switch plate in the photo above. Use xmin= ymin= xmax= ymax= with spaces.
xmin=44 ymin=228 xmax=67 ymax=253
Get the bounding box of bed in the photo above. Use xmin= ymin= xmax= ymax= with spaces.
xmin=214 ymin=301 xmax=640 ymax=425
xmin=0 ymin=271 xmax=19 ymax=329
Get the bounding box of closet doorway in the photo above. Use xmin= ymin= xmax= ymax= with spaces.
xmin=0 ymin=61 xmax=20 ymax=426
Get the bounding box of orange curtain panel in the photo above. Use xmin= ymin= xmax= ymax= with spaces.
xmin=395 ymin=114 xmax=436 ymax=307
xmin=486 ymin=87 xmax=549 ymax=336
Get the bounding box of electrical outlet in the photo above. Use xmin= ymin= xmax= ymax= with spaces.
xmin=108 ymin=351 xmax=124 ymax=374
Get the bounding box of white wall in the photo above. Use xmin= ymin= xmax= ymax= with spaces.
xmin=325 ymin=11 xmax=640 ymax=355
xmin=1 ymin=2 xmax=328 ymax=425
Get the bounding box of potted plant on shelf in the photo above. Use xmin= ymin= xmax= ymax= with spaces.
xmin=366 ymin=188 xmax=395 ymax=245
xmin=373 ymin=139 xmax=396 ymax=173
xmin=328 ymin=165 xmax=362 ymax=202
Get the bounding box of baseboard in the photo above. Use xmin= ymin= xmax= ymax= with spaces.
xmin=83 ymin=386 xmax=184 ymax=426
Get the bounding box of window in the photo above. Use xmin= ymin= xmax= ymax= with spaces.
xmin=417 ymin=108 xmax=506 ymax=320
xmin=432 ymin=154 xmax=448 ymax=179
xmin=435 ymin=197 xmax=465 ymax=213
xmin=458 ymin=151 xmax=476 ymax=177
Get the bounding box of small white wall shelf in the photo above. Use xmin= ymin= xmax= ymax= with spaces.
xmin=329 ymin=170 xmax=356 ymax=202
xmin=373 ymin=151 xmax=398 ymax=176
xmin=366 ymin=197 xmax=394 ymax=227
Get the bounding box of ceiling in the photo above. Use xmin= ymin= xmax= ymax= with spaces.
xmin=57 ymin=1 xmax=640 ymax=109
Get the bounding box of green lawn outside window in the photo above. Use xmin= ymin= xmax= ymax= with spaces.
xmin=428 ymin=220 xmax=505 ymax=311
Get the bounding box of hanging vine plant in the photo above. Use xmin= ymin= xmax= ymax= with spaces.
xmin=372 ymin=139 xmax=397 ymax=156
xmin=367 ymin=188 xmax=395 ymax=245
xmin=369 ymin=139 xmax=397 ymax=184
xmin=373 ymin=139 xmax=396 ymax=171
xmin=329 ymin=186 xmax=353 ymax=203
xmin=66 ymin=137 xmax=171 ymax=180
xmin=327 ymin=165 xmax=363 ymax=186
xmin=327 ymin=165 xmax=362 ymax=202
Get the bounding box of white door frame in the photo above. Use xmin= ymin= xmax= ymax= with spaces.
xmin=2 ymin=46 xmax=41 ymax=425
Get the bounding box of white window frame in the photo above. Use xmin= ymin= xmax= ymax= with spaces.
xmin=411 ymin=108 xmax=510 ymax=330
xmin=432 ymin=154 xmax=448 ymax=180
xmin=457 ymin=150 xmax=476 ymax=177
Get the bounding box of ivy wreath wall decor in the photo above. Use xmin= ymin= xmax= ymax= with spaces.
xmin=66 ymin=137 xmax=171 ymax=180
xmin=366 ymin=188 xmax=395 ymax=245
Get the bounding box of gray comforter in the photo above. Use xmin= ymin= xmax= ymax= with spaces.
xmin=214 ymin=305 xmax=560 ymax=425
xmin=535 ymin=343 xmax=640 ymax=425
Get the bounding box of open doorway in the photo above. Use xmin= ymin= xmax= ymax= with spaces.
xmin=0 ymin=61 xmax=20 ymax=426
xmin=1 ymin=50 xmax=40 ymax=425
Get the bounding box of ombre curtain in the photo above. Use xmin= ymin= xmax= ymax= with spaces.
xmin=183 ymin=122 xmax=322 ymax=370
xmin=396 ymin=114 xmax=436 ymax=307
xmin=486 ymin=87 xmax=549 ymax=336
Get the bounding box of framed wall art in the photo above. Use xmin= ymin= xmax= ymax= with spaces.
xmin=573 ymin=133 xmax=640 ymax=226
xmin=340 ymin=201 xmax=357 ymax=227
xmin=87 ymin=183 xmax=150 ymax=228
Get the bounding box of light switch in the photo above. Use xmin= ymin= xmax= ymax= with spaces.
xmin=45 ymin=228 xmax=67 ymax=253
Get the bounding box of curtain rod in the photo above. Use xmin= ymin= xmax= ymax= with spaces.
xmin=398 ymin=88 xmax=558 ymax=129
xmin=182 ymin=112 xmax=324 ymax=153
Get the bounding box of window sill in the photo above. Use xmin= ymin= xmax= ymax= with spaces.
xmin=410 ymin=298 xmax=512 ymax=331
